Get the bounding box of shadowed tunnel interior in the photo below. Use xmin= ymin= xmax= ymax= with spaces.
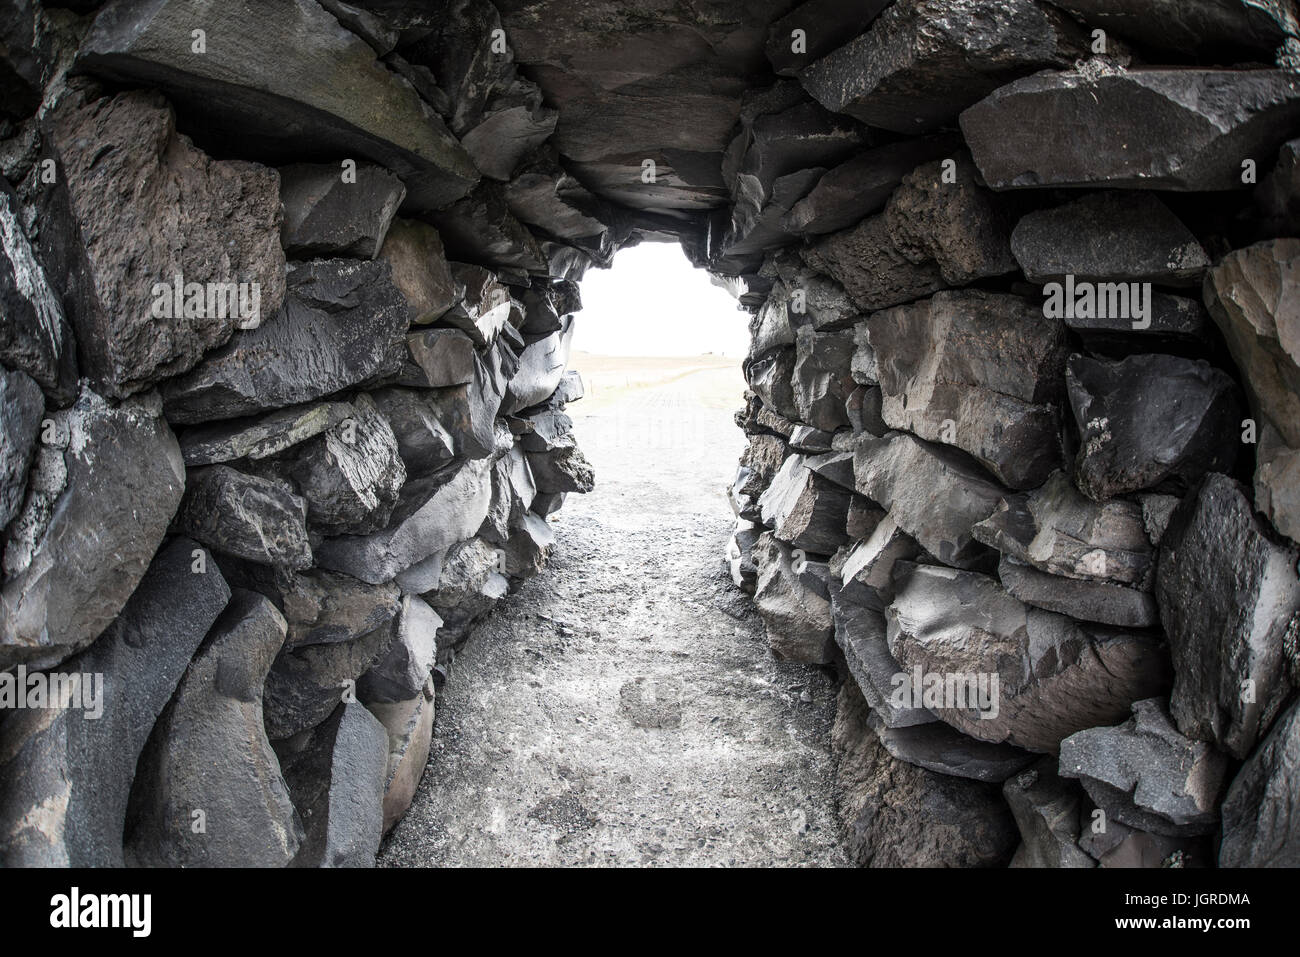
xmin=1 ymin=0 xmax=1300 ymax=872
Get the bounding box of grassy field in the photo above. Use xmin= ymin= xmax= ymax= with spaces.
xmin=567 ymin=351 xmax=746 ymax=415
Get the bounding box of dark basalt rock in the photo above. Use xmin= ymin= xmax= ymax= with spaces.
xmin=800 ymin=214 xmax=948 ymax=313
xmin=1046 ymin=0 xmax=1299 ymax=61
xmin=962 ymin=67 xmax=1300 ymax=191
xmin=758 ymin=454 xmax=854 ymax=555
xmin=868 ymin=290 xmax=1068 ymax=490
xmin=791 ymin=325 xmax=855 ymax=433
xmin=1156 ymin=473 xmax=1300 ymax=760
xmin=1219 ymin=697 xmax=1300 ymax=867
xmin=161 ymin=259 xmax=410 ymax=425
xmin=75 ymin=0 xmax=480 ymax=211
xmin=1011 ymin=193 xmax=1209 ymax=287
xmin=0 ymin=539 xmax=231 ymax=867
xmin=799 ymin=0 xmax=1087 ymax=134
xmin=1067 ymin=353 xmax=1241 ymax=501
xmin=175 ymin=465 xmax=314 ymax=574
xmin=1003 ymin=758 xmax=1095 ymax=868
xmin=752 ymin=532 xmax=835 ymax=664
xmin=1 ymin=388 xmax=186 ymax=672
xmin=178 ymin=402 xmax=353 ymax=467
xmin=765 ymin=0 xmax=892 ymax=77
xmin=279 ymin=162 xmax=406 ymax=260
xmin=0 ymin=366 xmax=43 ymax=529
xmin=125 ymin=589 xmax=301 ymax=867
xmin=427 ymin=182 xmax=549 ymax=279
xmin=377 ymin=219 xmax=461 ymax=326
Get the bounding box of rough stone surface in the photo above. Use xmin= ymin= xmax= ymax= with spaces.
xmin=175 ymin=465 xmax=314 ymax=573
xmin=377 ymin=219 xmax=460 ymax=325
xmin=0 ymin=366 xmax=43 ymax=528
xmin=279 ymin=161 xmax=406 ymax=259
xmin=1003 ymin=758 xmax=1094 ymax=868
xmin=752 ymin=532 xmax=835 ymax=664
xmin=1156 ymin=473 xmax=1300 ymax=760
xmin=1219 ymin=697 xmax=1300 ymax=867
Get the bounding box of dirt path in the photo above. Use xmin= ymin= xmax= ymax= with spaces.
xmin=379 ymin=366 xmax=846 ymax=867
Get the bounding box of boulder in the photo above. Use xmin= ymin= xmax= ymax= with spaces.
xmin=424 ymin=537 xmax=510 ymax=650
xmin=1219 ymin=697 xmax=1300 ymax=867
xmin=279 ymin=162 xmax=405 ymax=259
xmin=833 ymin=682 xmax=1019 ymax=867
xmin=365 ymin=677 xmax=436 ymax=834
xmin=275 ymin=569 xmax=400 ymax=653
xmin=1156 ymin=473 xmax=1300 ymax=759
xmin=800 ymin=214 xmax=947 ymax=313
xmin=282 ymin=393 xmax=407 ymax=536
xmin=0 ymin=539 xmax=230 ymax=867
xmin=0 ymin=366 xmax=42 ymax=528
xmin=867 ymin=708 xmax=1036 ymax=783
xmin=1011 ymin=193 xmax=1209 ymax=286
xmin=76 ymin=0 xmax=479 ymax=210
xmin=1 ymin=388 xmax=185 ymax=671
xmin=792 ymin=325 xmax=855 ymax=433
xmin=765 ymin=0 xmax=892 ymax=76
xmin=746 ymin=347 xmax=800 ymax=422
xmin=971 ymin=471 xmax=1155 ymax=587
xmin=178 ymin=402 xmax=353 ymax=467
xmin=868 ymin=290 xmax=1068 ymax=489
xmin=527 ymin=433 xmax=595 ymax=495
xmin=161 ymin=259 xmax=409 ymax=424
xmin=1067 ymin=353 xmax=1241 ymax=500
xmin=751 ymin=532 xmax=834 ymax=664
xmin=1059 ymin=698 xmax=1228 ymax=837
xmin=884 ymin=152 xmax=1016 ymax=284
xmin=368 ymin=388 xmax=457 ymax=478
xmin=175 ymin=465 xmax=314 ymax=573
xmin=377 ymin=219 xmax=460 ymax=325
xmin=1003 ymin=759 xmax=1095 ymax=868
xmin=961 ymin=67 xmax=1300 ymax=191
xmin=394 ymin=328 xmax=478 ymax=389
xmin=1204 ymin=239 xmax=1300 ymax=542
xmin=439 ymin=263 xmax=513 ymax=349
xmin=315 ymin=454 xmax=495 ymax=584
xmin=357 ymin=595 xmax=441 ymax=703
xmin=1046 ymin=0 xmax=1298 ymax=60
xmin=124 ymin=589 xmax=301 ymax=867
xmin=887 ymin=563 xmax=1171 ymax=753
xmin=799 ymin=0 xmax=1086 ymax=134
xmin=427 ymin=182 xmax=548 ymax=278
xmin=852 ymin=432 xmax=1006 ymax=569
xmin=502 ymin=316 xmax=574 ymax=415
xmin=999 ymin=557 xmax=1159 ymax=629
xmin=834 ymin=514 xmax=922 ymax=613
xmin=275 ymin=701 xmax=389 ymax=867
xmin=758 ymin=454 xmax=854 ymax=554
xmin=47 ymin=85 xmax=286 ymax=398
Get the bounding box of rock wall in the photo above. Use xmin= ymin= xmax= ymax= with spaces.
xmin=2 ymin=0 xmax=1299 ymax=868
xmin=724 ymin=2 xmax=1300 ymax=868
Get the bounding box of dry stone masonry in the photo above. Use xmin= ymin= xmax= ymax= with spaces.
xmin=2 ymin=0 xmax=1300 ymax=869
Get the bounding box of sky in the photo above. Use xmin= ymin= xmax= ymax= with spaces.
xmin=570 ymin=242 xmax=752 ymax=357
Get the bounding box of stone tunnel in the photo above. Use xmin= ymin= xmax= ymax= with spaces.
xmin=1 ymin=0 xmax=1299 ymax=870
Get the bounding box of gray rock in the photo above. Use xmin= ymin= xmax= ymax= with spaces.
xmin=1156 ymin=473 xmax=1300 ymax=760
xmin=765 ymin=0 xmax=892 ymax=76
xmin=1059 ymin=698 xmax=1228 ymax=836
xmin=792 ymin=325 xmax=855 ymax=433
xmin=833 ymin=682 xmax=1019 ymax=867
xmin=1012 ymin=193 xmax=1209 ymax=286
xmin=263 ymin=616 xmax=396 ymax=741
xmin=178 ymin=402 xmax=353 ymax=467
xmin=460 ymin=78 xmax=558 ymax=182
xmin=0 ymin=366 xmax=42 ymax=528
xmin=884 ymin=152 xmax=1016 ymax=285
xmin=999 ymin=556 xmax=1159 ymax=629
xmin=971 ymin=470 xmax=1155 ymax=586
xmin=800 ymin=214 xmax=947 ymax=313
xmin=799 ymin=0 xmax=1086 ymax=134
xmin=368 ymin=388 xmax=457 ymax=478
xmin=1064 ymin=292 xmax=1212 ymax=355
xmin=439 ymin=263 xmax=512 ymax=349
xmin=175 ymin=465 xmax=313 ymax=573
xmin=357 ymin=595 xmax=441 ymax=703
xmin=831 ymin=594 xmax=935 ymax=729
xmin=961 ymin=67 xmax=1300 ymax=191
xmin=835 ymin=514 xmax=922 ymax=613
xmin=887 ymin=563 xmax=1171 ymax=753
xmin=1046 ymin=0 xmax=1298 ymax=60
xmin=727 ymin=519 xmax=762 ymax=593
xmin=161 ymin=259 xmax=409 ymax=425
xmin=275 ymin=569 xmax=400 ymax=652
xmin=852 ymin=432 xmax=1006 ymax=569
xmin=503 ymin=511 xmax=556 ymax=578
xmin=276 ymin=701 xmax=388 ymax=867
xmin=47 ymin=85 xmax=286 ymax=398
xmin=427 ymin=182 xmax=548 ymax=278
xmin=1204 ymin=240 xmax=1300 ymax=542
xmin=758 ymin=454 xmax=853 ymax=555
xmin=315 ymin=454 xmax=495 ymax=584
xmin=0 ymin=538 xmax=231 ymax=866
xmin=1067 ymin=353 xmax=1241 ymax=501
xmin=502 ymin=316 xmax=574 ymax=416
xmin=1258 ymin=138 xmax=1300 ymax=235
xmin=1219 ymin=697 xmax=1300 ymax=867
xmin=868 ymin=290 xmax=1068 ymax=489
xmin=1003 ymin=759 xmax=1095 ymax=868
xmin=279 ymin=162 xmax=405 ymax=259
xmin=390 ymin=328 xmax=477 ymax=390
xmin=365 ymin=677 xmax=435 ymax=834
xmin=0 ymin=179 xmax=76 ymax=399
xmin=1 ymin=388 xmax=185 ymax=671
xmin=752 ymin=532 xmax=834 ymax=664
xmin=527 ymin=432 xmax=595 ymax=495
xmin=283 ymin=393 xmax=406 ymax=536
xmin=424 ymin=537 xmax=510 ymax=649
xmin=76 ymin=0 xmax=479 ymax=210
xmin=868 ymin=708 xmax=1037 ymax=783
xmin=124 ymin=589 xmax=301 ymax=867
xmin=746 ymin=347 xmax=801 ymax=422
xmin=377 ymin=219 xmax=460 ymax=325
xmin=505 ymin=150 xmax=614 ymax=254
